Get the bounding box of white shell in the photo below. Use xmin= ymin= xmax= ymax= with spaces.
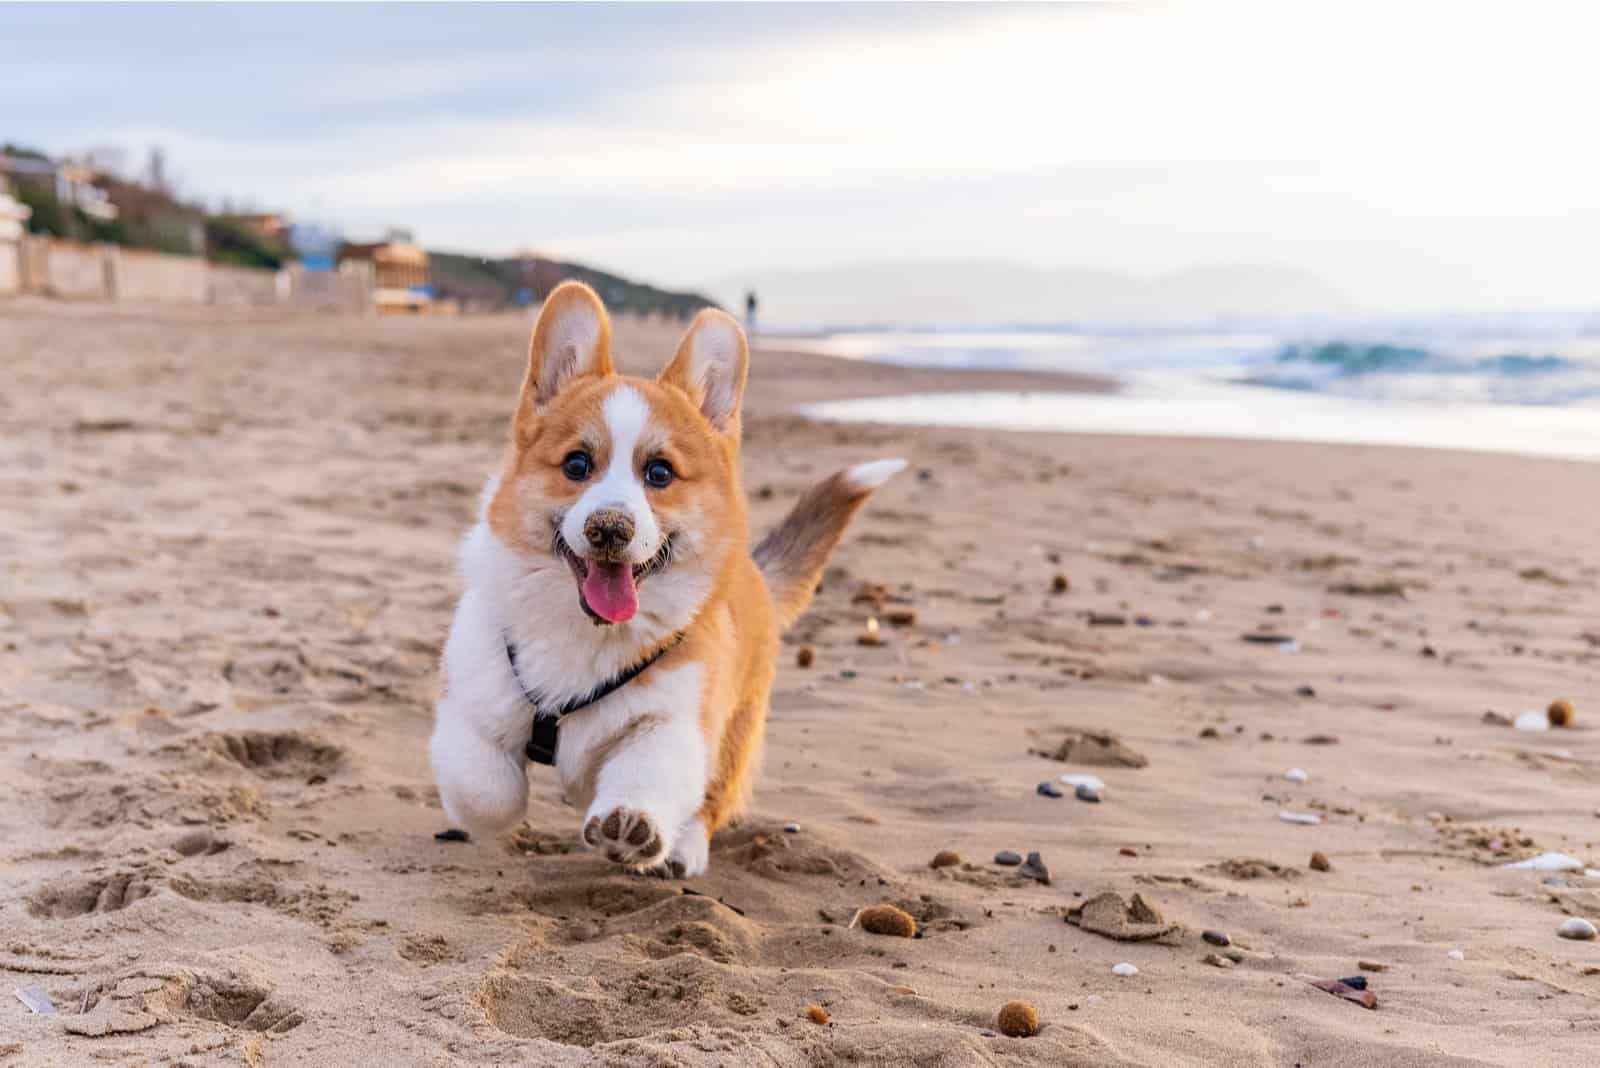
xmin=1284 ymin=768 xmax=1309 ymax=784
xmin=1111 ymin=962 xmax=1139 ymax=977
xmin=1279 ymin=810 xmax=1321 ymax=825
xmin=1503 ymin=852 xmax=1584 ymax=872
xmin=1447 ymin=949 xmax=1466 ymax=961
xmin=1059 ymin=774 xmax=1106 ymax=791
xmin=1513 ymin=711 xmax=1550 ymax=732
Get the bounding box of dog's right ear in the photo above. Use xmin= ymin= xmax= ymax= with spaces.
xmin=513 ymin=282 xmax=613 ymax=444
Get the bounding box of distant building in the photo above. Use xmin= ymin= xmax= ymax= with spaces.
xmin=0 ymin=154 xmax=119 ymax=222
xmin=339 ymin=231 xmax=432 ymax=313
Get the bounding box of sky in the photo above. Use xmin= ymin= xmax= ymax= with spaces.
xmin=4 ymin=1 xmax=1599 ymax=315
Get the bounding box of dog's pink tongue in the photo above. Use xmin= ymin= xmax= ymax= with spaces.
xmin=582 ymin=561 xmax=638 ymax=623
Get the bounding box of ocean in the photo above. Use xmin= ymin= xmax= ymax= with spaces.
xmin=777 ymin=312 xmax=1600 ymax=462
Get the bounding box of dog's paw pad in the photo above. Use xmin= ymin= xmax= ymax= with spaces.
xmin=582 ymin=806 xmax=666 ymax=868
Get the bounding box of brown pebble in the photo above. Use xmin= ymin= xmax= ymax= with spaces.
xmin=1549 ymin=698 xmax=1576 ymax=728
xmin=1051 ymin=573 xmax=1070 ymax=595
xmin=1309 ymin=851 xmax=1331 ymax=872
xmin=996 ymin=1000 xmax=1039 ymax=1037
xmin=884 ymin=608 xmax=917 ymax=626
xmin=1199 ymin=726 xmax=1220 ymax=739
xmin=858 ymin=904 xmax=916 ymax=938
xmin=805 ymin=1004 xmax=830 ymax=1025
xmin=1119 ymin=847 xmax=1138 ymax=857
xmin=930 ymin=850 xmax=961 ymax=869
xmin=796 ymin=646 xmax=815 ymax=669
xmin=1357 ymin=960 xmax=1389 ymax=972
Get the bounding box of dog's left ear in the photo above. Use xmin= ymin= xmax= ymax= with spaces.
xmin=659 ymin=308 xmax=749 ymax=440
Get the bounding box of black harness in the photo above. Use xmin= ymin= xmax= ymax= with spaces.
xmin=507 ymin=632 xmax=685 ymax=766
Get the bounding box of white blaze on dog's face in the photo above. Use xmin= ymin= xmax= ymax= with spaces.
xmin=487 ymin=283 xmax=750 ymax=629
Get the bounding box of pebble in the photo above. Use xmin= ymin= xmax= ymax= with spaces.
xmin=1202 ymin=953 xmax=1234 ymax=969
xmin=784 ymin=822 xmax=801 ymax=834
xmin=1036 ymin=781 xmax=1064 ymax=799
xmin=1447 ymin=949 xmax=1466 ymax=961
xmin=1337 ymin=976 xmax=1368 ymax=991
xmin=1513 ymin=711 xmax=1550 ymax=732
xmin=1558 ymin=918 xmax=1598 ymax=941
xmin=1059 ymin=774 xmax=1105 ymax=791
xmin=1202 ymin=930 xmax=1231 ymax=946
xmin=1503 ymin=852 xmax=1584 ymax=872
xmin=1309 ymin=851 xmax=1331 ymax=872
xmin=796 ymin=646 xmax=816 ymax=669
xmin=1357 ymin=960 xmax=1389 ymax=972
xmin=996 ymin=1000 xmax=1040 ymax=1038
xmin=1074 ymin=784 xmax=1101 ymax=804
xmin=1548 ymin=698 xmax=1576 ymax=728
xmin=1295 ymin=685 xmax=1317 ymax=698
xmin=1051 ymin=573 xmax=1070 ymax=594
xmin=1284 ymin=768 xmax=1309 ymax=784
xmin=994 ymin=850 xmax=1022 ymax=866
xmin=930 ymin=850 xmax=961 ymax=869
xmin=1111 ymin=962 xmax=1139 ymax=977
xmin=1279 ymin=810 xmax=1322 ymax=826
xmin=1018 ymin=851 xmax=1051 ymax=885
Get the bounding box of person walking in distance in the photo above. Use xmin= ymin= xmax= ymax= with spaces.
xmin=744 ymin=289 xmax=758 ymax=335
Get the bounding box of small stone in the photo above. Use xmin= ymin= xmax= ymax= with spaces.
xmin=1284 ymin=768 xmax=1309 ymax=784
xmin=784 ymin=822 xmax=801 ymax=834
xmin=1558 ymin=918 xmax=1598 ymax=941
xmin=1202 ymin=952 xmax=1234 ymax=968
xmin=1279 ymin=810 xmax=1321 ymax=825
xmin=805 ymin=1004 xmax=830 ymax=1025
xmin=1075 ymin=784 xmax=1101 ymax=804
xmin=1051 ymin=573 xmax=1070 ymax=595
xmin=1222 ymin=949 xmax=1246 ymax=963
xmin=996 ymin=1000 xmax=1040 ymax=1037
xmin=1295 ymin=685 xmax=1317 ymax=698
xmin=1111 ymin=962 xmax=1139 ymax=977
xmin=796 ymin=646 xmax=816 ymax=669
xmin=994 ymin=850 xmax=1022 ymax=866
xmin=930 ymin=850 xmax=961 ymax=869
xmin=1019 ymin=851 xmax=1051 ymax=884
xmin=1119 ymin=847 xmax=1138 ymax=857
xmin=1059 ymin=774 xmax=1105 ymax=791
xmin=857 ymin=904 xmax=917 ymax=938
xmin=1036 ymin=781 xmax=1064 ymax=798
xmin=434 ymin=828 xmax=469 ymax=843
xmin=1202 ymin=930 xmax=1230 ymax=946
xmin=1199 ymin=726 xmax=1220 ymax=739
xmin=884 ymin=608 xmax=917 ymax=626
xmin=1514 ymin=710 xmax=1550 ymax=732
xmin=1549 ymin=698 xmax=1576 ymax=728
xmin=857 ymin=617 xmax=886 ymax=646
xmin=1337 ymin=975 xmax=1368 ymax=990
xmin=1309 ymin=851 xmax=1331 ymax=872
xmin=1357 ymin=960 xmax=1388 ymax=972
xmin=1447 ymin=949 xmax=1466 ymax=961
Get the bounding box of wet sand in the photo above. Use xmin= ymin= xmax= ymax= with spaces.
xmin=1 ymin=299 xmax=1597 ymax=1066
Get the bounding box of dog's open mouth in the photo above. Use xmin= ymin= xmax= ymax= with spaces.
xmin=556 ymin=533 xmax=675 ymax=625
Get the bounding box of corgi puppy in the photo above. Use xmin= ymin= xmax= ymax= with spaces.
xmin=429 ymin=281 xmax=903 ymax=877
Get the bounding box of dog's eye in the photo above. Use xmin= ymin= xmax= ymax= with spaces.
xmin=561 ymin=451 xmax=593 ymax=481
xmin=643 ymin=459 xmax=675 ymax=488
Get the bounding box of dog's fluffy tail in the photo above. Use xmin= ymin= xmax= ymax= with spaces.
xmin=753 ymin=458 xmax=906 ymax=630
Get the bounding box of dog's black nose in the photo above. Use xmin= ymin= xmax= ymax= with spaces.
xmin=584 ymin=508 xmax=635 ymax=559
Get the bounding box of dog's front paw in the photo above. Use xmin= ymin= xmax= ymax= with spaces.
xmin=647 ymin=817 xmax=709 ymax=880
xmin=582 ymin=805 xmax=668 ymax=869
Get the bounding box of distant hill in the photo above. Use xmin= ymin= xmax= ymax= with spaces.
xmin=431 ymin=250 xmax=716 ymax=318
xmin=710 ymin=260 xmax=1350 ymax=325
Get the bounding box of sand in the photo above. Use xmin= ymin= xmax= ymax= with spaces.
xmin=1 ymin=297 xmax=1598 ymax=1066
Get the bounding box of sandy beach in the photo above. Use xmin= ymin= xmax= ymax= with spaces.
xmin=3 ymin=299 xmax=1599 ymax=1067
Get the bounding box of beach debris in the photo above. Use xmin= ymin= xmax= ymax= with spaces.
xmin=1036 ymin=781 xmax=1064 ymax=799
xmin=1088 ymin=612 xmax=1127 ymax=626
xmin=1306 ymin=975 xmax=1377 ymax=1010
xmin=806 ymin=1003 xmax=831 ymax=1025
xmin=1302 ymin=734 xmax=1340 ymax=745
xmin=1279 ymin=811 xmax=1321 ymax=826
xmin=997 ymin=1000 xmax=1040 ymax=1037
xmin=1285 ymin=768 xmax=1309 ymax=784
xmin=1120 ymin=847 xmax=1139 ymax=857
xmin=1051 ymin=573 xmax=1070 ymax=595
xmin=1241 ymin=631 xmax=1294 ymax=645
xmin=1203 ymin=953 xmax=1235 ymax=968
xmin=1503 ymin=852 xmax=1584 ymax=872
xmin=1202 ymin=930 xmax=1231 ymax=946
xmin=1559 ymin=918 xmax=1599 ymax=941
xmin=930 ymin=850 xmax=962 ymax=869
xmin=1338 ymin=975 xmax=1368 ymax=990
xmin=1029 ymin=727 xmax=1149 ymax=768
xmin=1548 ymin=698 xmax=1576 ymax=728
xmin=1018 ymin=851 xmax=1051 ymax=884
xmin=1059 ymin=773 xmax=1105 ymax=792
xmin=1358 ymin=960 xmax=1389 ymax=972
xmin=884 ymin=608 xmax=917 ymax=626
xmin=796 ymin=645 xmax=816 ymax=669
xmin=1513 ymin=711 xmax=1549 ymax=732
xmin=857 ymin=617 xmax=886 ymax=647
xmin=1111 ymin=962 xmax=1139 ymax=977
xmin=1482 ymin=709 xmax=1513 ymax=726
xmin=1447 ymin=949 xmax=1466 ymax=961
xmin=1309 ymin=851 xmax=1332 ymax=872
xmin=434 ymin=828 xmax=469 ymax=843
xmin=994 ymin=850 xmax=1022 ymax=866
xmin=1067 ymin=892 xmax=1182 ymax=943
xmin=1199 ymin=726 xmax=1220 ymax=739
xmin=14 ymin=986 xmax=56 ymax=1015
xmin=1075 ymin=784 xmax=1102 ymax=804
xmin=783 ymin=822 xmax=802 ymax=834
xmin=855 ymin=904 xmax=917 ymax=938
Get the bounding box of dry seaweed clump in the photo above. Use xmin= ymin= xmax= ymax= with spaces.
xmin=997 ymin=1000 xmax=1039 ymax=1037
xmin=929 ymin=850 xmax=961 ymax=869
xmin=856 ymin=904 xmax=917 ymax=938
